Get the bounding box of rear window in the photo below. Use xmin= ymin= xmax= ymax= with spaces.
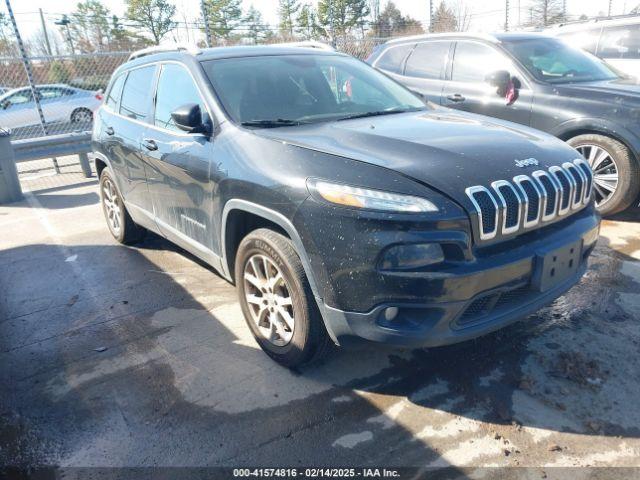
xmin=405 ymin=41 xmax=450 ymax=79
xmin=119 ymin=66 xmax=155 ymax=121
xmin=375 ymin=44 xmax=414 ymax=74
xmin=106 ymin=74 xmax=126 ymax=110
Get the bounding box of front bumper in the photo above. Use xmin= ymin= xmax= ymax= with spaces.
xmin=316 ymin=209 xmax=599 ymax=347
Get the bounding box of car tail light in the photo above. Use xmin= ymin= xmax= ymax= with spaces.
xmin=95 ymin=92 xmax=103 ymax=101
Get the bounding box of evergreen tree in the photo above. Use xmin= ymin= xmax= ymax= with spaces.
xmin=202 ymin=0 xmax=243 ymax=44
xmin=278 ymin=0 xmax=301 ymax=38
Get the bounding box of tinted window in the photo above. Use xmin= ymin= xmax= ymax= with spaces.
xmin=38 ymin=87 xmax=65 ymax=99
xmin=375 ymin=44 xmax=414 ymax=74
xmin=106 ymin=74 xmax=126 ymax=110
xmin=154 ymin=64 xmax=207 ymax=132
xmin=201 ymin=54 xmax=425 ymax=125
xmin=452 ymin=42 xmax=512 ymax=83
xmin=405 ymin=41 xmax=450 ymax=79
xmin=599 ymin=25 xmax=640 ymax=59
xmin=503 ymin=37 xmax=618 ymax=83
xmin=558 ymin=28 xmax=601 ymax=54
xmin=120 ymin=66 xmax=155 ymax=121
xmin=7 ymin=90 xmax=33 ymax=105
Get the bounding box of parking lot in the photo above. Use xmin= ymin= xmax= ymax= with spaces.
xmin=1 ymin=165 xmax=640 ymax=473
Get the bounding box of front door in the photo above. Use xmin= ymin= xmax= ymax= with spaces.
xmin=141 ymin=63 xmax=216 ymax=253
xmin=442 ymin=41 xmax=533 ymax=127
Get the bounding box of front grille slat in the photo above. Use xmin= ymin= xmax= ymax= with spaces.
xmin=465 ymin=160 xmax=594 ymax=243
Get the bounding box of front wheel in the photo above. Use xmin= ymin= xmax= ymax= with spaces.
xmin=235 ymin=228 xmax=332 ymax=368
xmin=568 ymin=134 xmax=640 ymax=216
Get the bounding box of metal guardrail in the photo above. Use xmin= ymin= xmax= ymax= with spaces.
xmin=0 ymin=129 xmax=93 ymax=203
xmin=12 ymin=132 xmax=91 ymax=163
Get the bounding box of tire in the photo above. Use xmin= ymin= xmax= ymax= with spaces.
xmin=568 ymin=134 xmax=640 ymax=216
xmin=71 ymin=108 xmax=93 ymax=123
xmin=235 ymin=228 xmax=332 ymax=368
xmin=99 ymin=167 xmax=145 ymax=244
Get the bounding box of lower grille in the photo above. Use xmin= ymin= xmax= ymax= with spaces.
xmin=456 ymin=284 xmax=530 ymax=327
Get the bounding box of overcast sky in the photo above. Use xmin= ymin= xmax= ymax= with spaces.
xmin=3 ymin=0 xmax=627 ymax=41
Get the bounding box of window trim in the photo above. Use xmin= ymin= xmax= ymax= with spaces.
xmin=402 ymin=39 xmax=452 ymax=81
xmin=450 ymin=39 xmax=532 ymax=90
xmin=104 ymin=72 xmax=127 ymax=111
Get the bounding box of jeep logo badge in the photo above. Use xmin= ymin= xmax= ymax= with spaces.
xmin=515 ymin=158 xmax=539 ymax=168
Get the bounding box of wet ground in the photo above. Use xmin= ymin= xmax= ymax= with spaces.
xmin=1 ymin=172 xmax=640 ymax=473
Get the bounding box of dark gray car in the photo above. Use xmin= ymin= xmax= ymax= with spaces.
xmin=368 ymin=32 xmax=640 ymax=216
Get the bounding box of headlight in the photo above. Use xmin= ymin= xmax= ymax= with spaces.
xmin=308 ymin=179 xmax=438 ymax=213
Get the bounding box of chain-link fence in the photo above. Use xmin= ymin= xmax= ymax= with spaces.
xmin=0 ymin=52 xmax=129 ymax=140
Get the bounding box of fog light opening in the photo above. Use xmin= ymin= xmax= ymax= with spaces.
xmin=383 ymin=307 xmax=399 ymax=322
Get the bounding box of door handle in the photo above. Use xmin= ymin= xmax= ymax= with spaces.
xmin=105 ymin=126 xmax=114 ymax=136
xmin=142 ymin=138 xmax=158 ymax=151
xmin=446 ymin=93 xmax=466 ymax=103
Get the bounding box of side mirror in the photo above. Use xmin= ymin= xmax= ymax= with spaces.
xmin=485 ymin=70 xmax=511 ymax=94
xmin=170 ymin=103 xmax=209 ymax=134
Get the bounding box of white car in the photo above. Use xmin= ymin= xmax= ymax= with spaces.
xmin=548 ymin=16 xmax=640 ymax=79
xmin=0 ymin=84 xmax=103 ymax=129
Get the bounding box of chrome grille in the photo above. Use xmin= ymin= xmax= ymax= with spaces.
xmin=465 ymin=159 xmax=593 ymax=242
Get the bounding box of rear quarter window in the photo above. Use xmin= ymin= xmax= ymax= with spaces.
xmin=598 ymin=24 xmax=640 ymax=59
xmin=119 ymin=66 xmax=155 ymax=121
xmin=375 ymin=44 xmax=414 ymax=74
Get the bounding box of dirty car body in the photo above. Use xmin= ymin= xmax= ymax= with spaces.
xmin=91 ymin=45 xmax=600 ymax=366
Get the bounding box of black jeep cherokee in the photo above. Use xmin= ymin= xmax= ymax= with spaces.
xmin=92 ymin=44 xmax=600 ymax=367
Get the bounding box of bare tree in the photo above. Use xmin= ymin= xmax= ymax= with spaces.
xmin=528 ymin=0 xmax=565 ymax=27
xmin=431 ymin=1 xmax=457 ymax=32
xmin=451 ymin=0 xmax=471 ymax=32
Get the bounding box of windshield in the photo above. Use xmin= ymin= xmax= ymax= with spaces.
xmin=200 ymin=53 xmax=426 ymax=126
xmin=503 ymin=37 xmax=620 ymax=84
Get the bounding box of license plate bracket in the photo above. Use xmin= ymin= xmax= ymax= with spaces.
xmin=533 ymin=240 xmax=583 ymax=292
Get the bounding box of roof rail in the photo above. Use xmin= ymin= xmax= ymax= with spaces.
xmin=270 ymin=40 xmax=335 ymax=51
xmin=128 ymin=43 xmax=201 ymax=61
xmin=384 ymin=32 xmax=499 ymax=45
xmin=551 ymin=12 xmax=640 ymax=28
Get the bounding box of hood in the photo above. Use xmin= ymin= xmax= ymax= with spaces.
xmin=554 ymin=78 xmax=640 ymax=101
xmin=254 ymin=109 xmax=579 ymax=207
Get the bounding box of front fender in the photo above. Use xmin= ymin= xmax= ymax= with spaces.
xmin=551 ymin=117 xmax=640 ymax=156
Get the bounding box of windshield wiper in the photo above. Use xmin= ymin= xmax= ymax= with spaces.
xmin=336 ymin=107 xmax=421 ymax=122
xmin=240 ymin=118 xmax=309 ymax=128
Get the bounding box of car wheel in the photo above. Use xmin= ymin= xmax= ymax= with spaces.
xmin=235 ymin=228 xmax=332 ymax=368
xmin=99 ymin=167 xmax=145 ymax=244
xmin=568 ymin=134 xmax=640 ymax=216
xmin=71 ymin=108 xmax=93 ymax=123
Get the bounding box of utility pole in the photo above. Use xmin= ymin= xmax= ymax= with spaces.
xmin=608 ymin=0 xmax=613 ymax=16
xmin=200 ymin=0 xmax=212 ymax=47
xmin=55 ymin=15 xmax=74 ymax=55
xmin=39 ymin=8 xmax=52 ymax=56
xmin=429 ymin=0 xmax=434 ymax=32
xmin=505 ymin=0 xmax=510 ymax=31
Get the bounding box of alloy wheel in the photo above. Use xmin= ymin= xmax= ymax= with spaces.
xmin=576 ymin=144 xmax=619 ymax=207
xmin=243 ymin=254 xmax=294 ymax=346
xmin=102 ymin=177 xmax=122 ymax=236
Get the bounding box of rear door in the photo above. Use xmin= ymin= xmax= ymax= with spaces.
xmin=115 ymin=64 xmax=157 ymax=213
xmin=399 ymin=40 xmax=451 ymax=104
xmin=442 ymin=40 xmax=533 ymax=126
xmin=372 ymin=43 xmax=415 ymax=81
xmin=141 ymin=62 xmax=215 ymax=251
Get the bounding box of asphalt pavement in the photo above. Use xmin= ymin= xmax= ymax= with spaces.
xmin=1 ymin=171 xmax=640 ymax=475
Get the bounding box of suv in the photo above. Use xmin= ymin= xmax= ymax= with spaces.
xmin=548 ymin=16 xmax=640 ymax=79
xmin=92 ymin=44 xmax=599 ymax=367
xmin=368 ymin=32 xmax=640 ymax=216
